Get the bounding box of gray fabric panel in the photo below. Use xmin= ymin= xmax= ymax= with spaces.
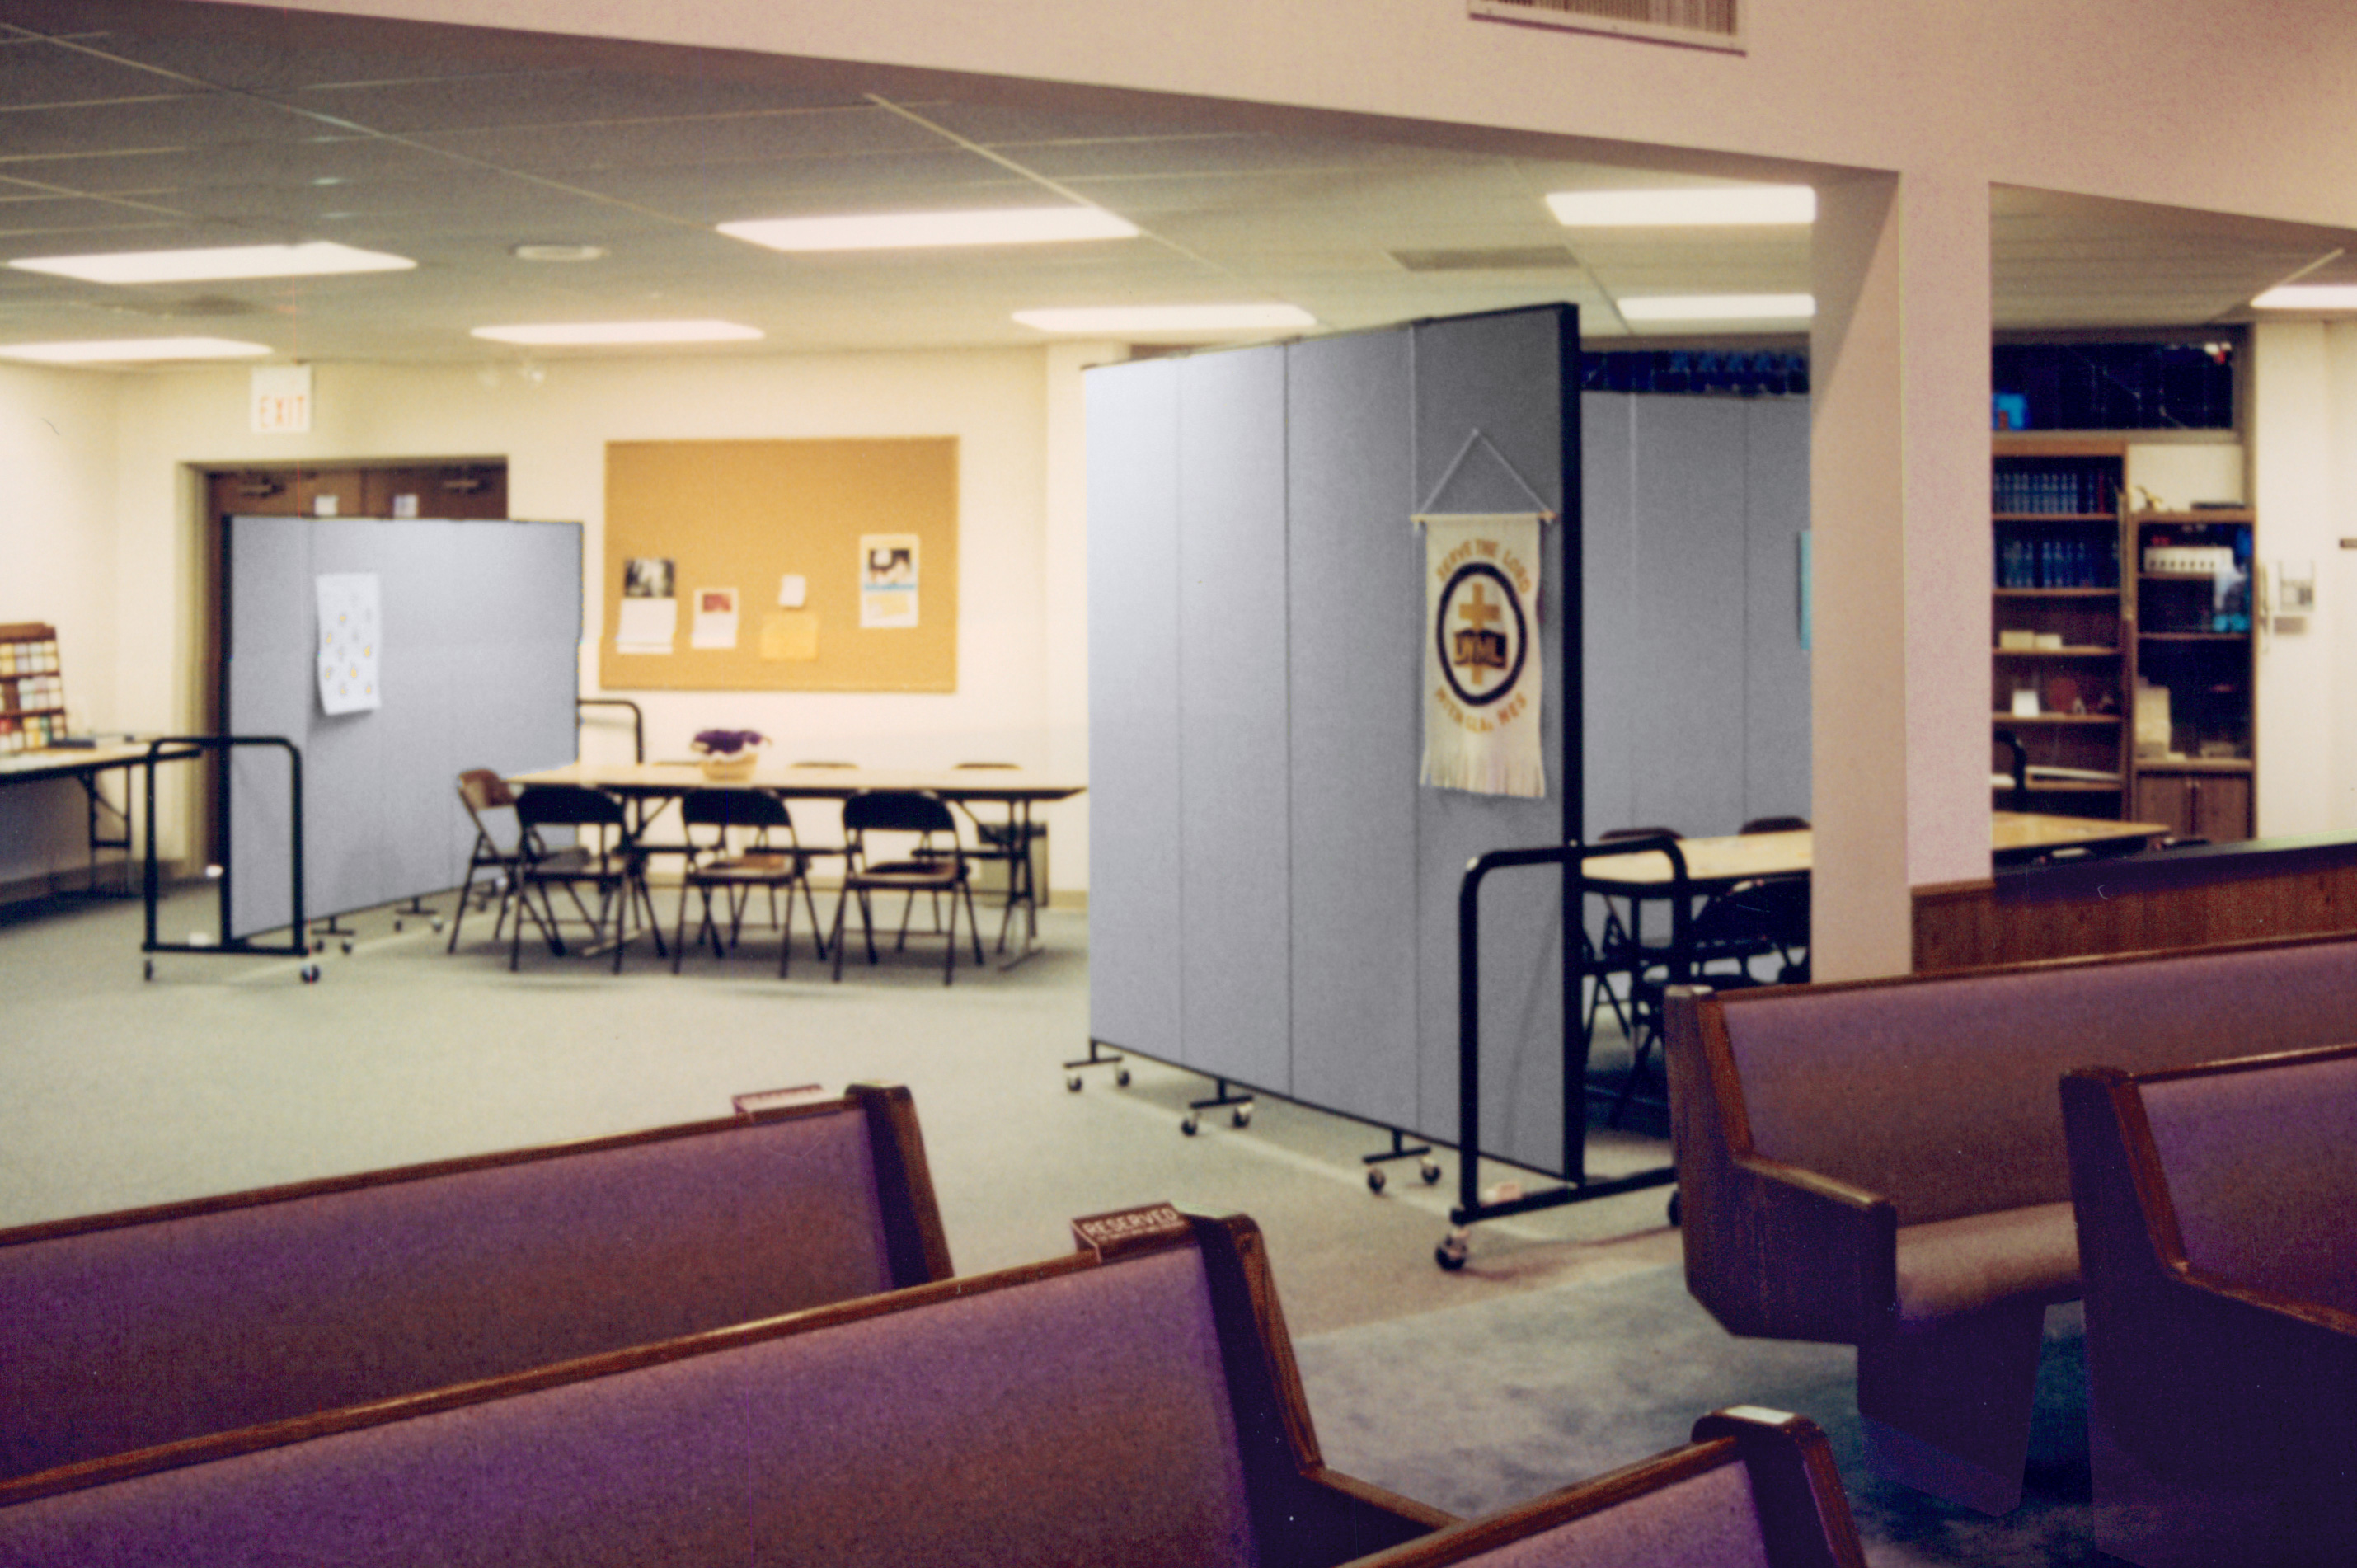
xmin=1579 ymin=396 xmax=1638 ymax=844
xmin=224 ymin=516 xmax=312 ymax=939
xmin=0 ymin=1247 xmax=1257 ymax=1568
xmin=224 ymin=517 xmax=580 ymax=937
xmin=442 ymin=523 xmax=586 ymax=885
xmin=1086 ymin=361 xmax=1186 ymax=1063
xmin=1285 ymin=331 xmax=1420 ymax=1129
xmin=1410 ymin=308 xmax=1571 ymax=1170
xmin=305 ymin=521 xmax=397 ymax=920
xmin=1628 ymin=397 xmax=1748 ymax=839
xmin=1176 ymin=345 xmax=1292 ymax=1089
xmin=1742 ymin=399 xmax=1812 ymax=826
xmin=1579 ymin=395 xmax=1637 ymax=958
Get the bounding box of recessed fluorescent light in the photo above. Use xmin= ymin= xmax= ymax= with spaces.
xmin=469 ymin=320 xmax=763 ymax=346
xmin=0 ymin=337 xmax=273 ymax=364
xmin=1013 ymin=304 xmax=1316 ymax=334
xmin=721 ymin=207 xmax=1138 ymax=252
xmin=1547 ymin=186 xmax=1816 ymax=227
xmin=1618 ymin=293 xmax=1815 ymax=322
xmin=8 ymin=241 xmax=415 ymax=285
xmin=2251 ymin=284 xmax=2357 ymax=310
xmin=509 ymin=242 xmax=608 ymax=263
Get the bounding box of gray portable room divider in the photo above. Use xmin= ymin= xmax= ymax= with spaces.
xmin=1087 ymin=305 xmax=1581 ymax=1174
xmin=1087 ymin=307 xmax=1814 ymax=1179
xmin=223 ymin=515 xmax=581 ymax=941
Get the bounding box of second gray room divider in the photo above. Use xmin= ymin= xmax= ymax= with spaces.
xmin=1088 ymin=305 xmax=1580 ymax=1172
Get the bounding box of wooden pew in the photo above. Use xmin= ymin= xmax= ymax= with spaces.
xmin=0 ymin=1083 xmax=949 ymax=1481
xmin=2063 ymin=1045 xmax=2357 ymax=1567
xmin=1337 ymin=1407 xmax=1866 ymax=1568
xmin=1663 ymin=931 xmax=2357 ymax=1514
xmin=0 ymin=1206 xmax=1449 ymax=1568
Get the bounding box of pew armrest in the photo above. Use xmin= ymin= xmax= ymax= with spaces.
xmin=1667 ymin=988 xmax=1897 ymax=1344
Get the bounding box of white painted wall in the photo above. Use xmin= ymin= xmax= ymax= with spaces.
xmin=39 ymin=345 xmax=1091 ymax=892
xmin=2250 ymin=322 xmax=2357 ymax=838
xmin=2251 ymin=322 xmax=2336 ymax=837
xmin=2126 ymin=444 xmax=2246 ymax=513
xmin=0 ymin=366 xmax=123 ymax=890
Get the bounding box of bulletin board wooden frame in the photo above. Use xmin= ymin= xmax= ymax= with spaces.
xmin=601 ymin=437 xmax=958 ymax=692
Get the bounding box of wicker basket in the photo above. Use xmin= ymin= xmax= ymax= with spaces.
xmin=698 ymin=752 xmax=759 ymax=782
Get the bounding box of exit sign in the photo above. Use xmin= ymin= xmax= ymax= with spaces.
xmin=251 ymin=365 xmax=313 ymax=434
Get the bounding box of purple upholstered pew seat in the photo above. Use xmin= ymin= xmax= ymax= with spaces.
xmin=1665 ymin=930 xmax=2357 ymax=1514
xmin=0 ymin=1082 xmax=949 ymax=1482
xmin=0 ymin=1207 xmax=1448 ymax=1568
xmin=1338 ymin=1407 xmax=1866 ymax=1568
xmin=2063 ymin=1044 xmax=2357 ymax=1567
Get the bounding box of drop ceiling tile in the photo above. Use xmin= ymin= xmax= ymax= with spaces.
xmin=409 ymin=106 xmax=952 ymax=173
xmin=287 ymin=71 xmax=875 ymax=136
xmin=0 ymin=92 xmax=325 ymax=158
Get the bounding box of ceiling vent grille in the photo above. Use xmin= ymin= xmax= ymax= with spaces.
xmin=1470 ymin=0 xmax=1743 ymax=52
xmin=1390 ymin=246 xmax=1576 ymax=274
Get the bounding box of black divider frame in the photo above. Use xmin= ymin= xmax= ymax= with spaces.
xmin=140 ymin=735 xmax=308 ymax=967
xmin=1440 ymin=836 xmax=1681 ymax=1268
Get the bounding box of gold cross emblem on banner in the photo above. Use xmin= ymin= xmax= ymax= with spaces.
xmin=1453 ymin=582 xmax=1508 ymax=688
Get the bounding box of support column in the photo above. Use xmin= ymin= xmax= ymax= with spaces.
xmin=1810 ymin=170 xmax=1991 ymax=979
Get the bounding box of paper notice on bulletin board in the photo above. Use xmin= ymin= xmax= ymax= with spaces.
xmin=315 ymin=572 xmax=383 ymax=716
xmin=859 ymin=534 xmax=919 ymax=628
xmin=690 ymin=587 xmax=739 ymax=650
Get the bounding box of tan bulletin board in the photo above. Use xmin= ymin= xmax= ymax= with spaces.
xmin=602 ymin=437 xmax=958 ymax=692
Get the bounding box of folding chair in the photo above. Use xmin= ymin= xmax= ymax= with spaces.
xmin=509 ymin=783 xmax=664 ymax=972
xmin=448 ymin=769 xmax=528 ymax=953
xmin=1581 ymin=826 xmax=1683 ymax=1051
xmin=831 ymin=790 xmax=983 ymax=985
xmin=671 ymin=789 xmax=827 ymax=977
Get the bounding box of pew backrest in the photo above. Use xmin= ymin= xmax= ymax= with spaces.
xmin=0 ymin=1082 xmax=949 ymax=1481
xmin=1336 ymin=1407 xmax=1865 ymax=1568
xmin=0 ymin=1210 xmax=1443 ymax=1568
xmin=2087 ymin=1045 xmax=2357 ymax=1316
xmin=1702 ymin=934 xmax=2357 ymax=1225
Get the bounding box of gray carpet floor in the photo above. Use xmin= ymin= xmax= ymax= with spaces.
xmin=1298 ymin=1265 xmax=2106 ymax=1566
xmin=1 ymin=883 xmax=2106 ymax=1562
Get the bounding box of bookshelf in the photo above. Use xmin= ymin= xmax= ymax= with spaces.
xmin=2129 ymin=509 xmax=2256 ymax=841
xmin=0 ymin=622 xmax=66 ymax=756
xmin=1991 ymin=442 xmax=2129 ymax=817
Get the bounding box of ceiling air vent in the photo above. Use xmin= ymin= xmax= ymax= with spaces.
xmin=1470 ymin=0 xmax=1743 ymax=53
xmin=1390 ymin=246 xmax=1575 ymax=273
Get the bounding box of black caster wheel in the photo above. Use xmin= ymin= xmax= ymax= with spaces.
xmin=1668 ymin=1190 xmax=1682 ymax=1228
xmin=1065 ymin=1074 xmax=1083 ymax=1092
xmin=1420 ymin=1157 xmax=1444 ymax=1185
xmin=1181 ymin=1115 xmax=1200 ymax=1137
xmin=1115 ymin=1068 xmax=1131 ymax=1087
xmin=312 ymin=941 xmax=326 ymax=955
xmin=393 ymin=919 xmax=403 ymax=933
xmin=1367 ymin=1167 xmax=1387 ymax=1195
xmin=143 ymin=959 xmax=154 ymax=982
xmin=299 ymin=964 xmax=322 ymax=984
xmin=340 ymin=941 xmax=354 ymax=956
xmin=1435 ymin=1230 xmax=1470 ymax=1271
xmin=1232 ymin=1104 xmax=1252 ymax=1129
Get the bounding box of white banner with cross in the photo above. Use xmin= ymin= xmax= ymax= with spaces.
xmin=1419 ymin=513 xmax=1546 ymax=798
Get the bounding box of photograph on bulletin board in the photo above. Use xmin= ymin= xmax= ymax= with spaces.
xmin=601 ymin=439 xmax=957 ymax=692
